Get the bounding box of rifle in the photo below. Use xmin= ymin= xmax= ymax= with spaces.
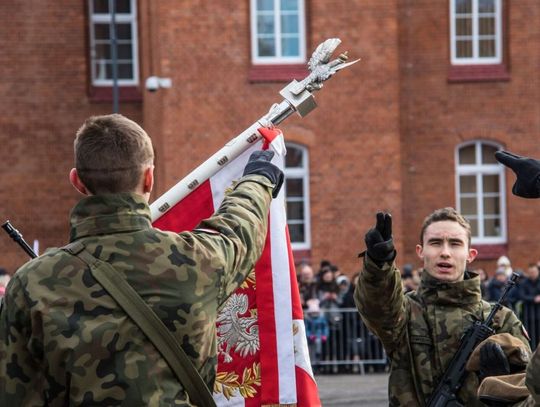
xmin=426 ymin=272 xmax=519 ymax=407
xmin=2 ymin=220 xmax=38 ymax=259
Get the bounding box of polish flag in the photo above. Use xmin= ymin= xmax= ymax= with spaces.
xmin=151 ymin=128 xmax=320 ymax=406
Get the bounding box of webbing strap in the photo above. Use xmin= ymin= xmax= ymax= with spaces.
xmin=63 ymin=241 xmax=216 ymax=407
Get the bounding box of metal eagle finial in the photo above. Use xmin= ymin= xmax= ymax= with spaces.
xmin=291 ymin=38 xmax=360 ymax=95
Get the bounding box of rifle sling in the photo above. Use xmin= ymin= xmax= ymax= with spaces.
xmin=63 ymin=240 xmax=216 ymax=407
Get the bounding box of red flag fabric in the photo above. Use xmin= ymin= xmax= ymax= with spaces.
xmin=152 ymin=128 xmax=320 ymax=406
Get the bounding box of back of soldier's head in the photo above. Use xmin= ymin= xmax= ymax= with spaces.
xmin=419 ymin=207 xmax=472 ymax=247
xmin=74 ymin=114 xmax=154 ymax=194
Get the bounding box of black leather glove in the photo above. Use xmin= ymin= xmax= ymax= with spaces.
xmin=479 ymin=341 xmax=510 ymax=381
xmin=242 ymin=150 xmax=284 ymax=198
xmin=365 ymin=212 xmax=395 ymax=264
xmin=495 ymin=150 xmax=540 ymax=198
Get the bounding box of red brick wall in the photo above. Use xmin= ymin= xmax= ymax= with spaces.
xmin=398 ymin=0 xmax=540 ymax=274
xmin=0 ymin=1 xmax=142 ymax=272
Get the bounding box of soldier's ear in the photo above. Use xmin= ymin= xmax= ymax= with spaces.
xmin=142 ymin=164 xmax=154 ymax=194
xmin=415 ymin=244 xmax=424 ymax=260
xmin=467 ymin=247 xmax=478 ymax=264
xmin=69 ymin=168 xmax=90 ymax=196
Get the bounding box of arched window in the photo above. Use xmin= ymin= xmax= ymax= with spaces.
xmin=455 ymin=141 xmax=506 ymax=244
xmin=285 ymin=143 xmax=310 ymax=250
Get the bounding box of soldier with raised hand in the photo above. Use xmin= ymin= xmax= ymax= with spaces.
xmin=0 ymin=114 xmax=283 ymax=406
xmin=355 ymin=208 xmax=530 ymax=406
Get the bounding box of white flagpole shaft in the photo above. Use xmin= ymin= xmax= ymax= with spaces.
xmin=150 ymin=101 xmax=295 ymax=221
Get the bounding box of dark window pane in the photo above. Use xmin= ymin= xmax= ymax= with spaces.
xmin=479 ymin=17 xmax=495 ymax=35
xmin=116 ymin=24 xmax=132 ymax=40
xmin=95 ymin=43 xmax=111 ymax=59
xmin=479 ymin=39 xmax=495 ymax=57
xmin=285 ymin=147 xmax=303 ymax=167
xmin=286 ymin=178 xmax=303 ymax=197
xmin=258 ymin=37 xmax=275 ymax=56
xmin=456 ymin=40 xmax=473 ymax=58
xmin=483 ymin=196 xmax=500 ymax=215
xmin=461 ymin=197 xmax=477 ymax=216
xmin=281 ymin=0 xmax=298 ymax=11
xmin=286 ymin=201 xmax=304 ymax=220
xmin=460 ymin=175 xmax=476 ymax=194
xmin=481 ymin=144 xmax=499 ymax=164
xmin=456 ymin=17 xmax=472 ymax=36
xmin=455 ymin=0 xmax=472 ymax=14
xmin=483 ymin=174 xmax=499 ymax=193
xmin=459 ymin=144 xmax=476 ymax=164
xmin=484 ymin=218 xmax=501 ymax=237
xmin=479 ymin=0 xmax=495 ymax=13
xmin=93 ymin=0 xmax=109 ymax=13
xmin=94 ymin=24 xmax=110 ymax=40
xmin=117 ymin=44 xmax=133 ymax=59
xmin=282 ymin=37 xmax=299 ymax=56
xmin=288 ymin=223 xmax=304 ymax=242
xmin=117 ymin=63 xmax=133 ymax=79
xmin=116 ymin=0 xmax=131 ymax=13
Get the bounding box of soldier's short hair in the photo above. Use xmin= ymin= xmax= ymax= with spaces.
xmin=419 ymin=207 xmax=472 ymax=246
xmin=74 ymin=114 xmax=154 ymax=194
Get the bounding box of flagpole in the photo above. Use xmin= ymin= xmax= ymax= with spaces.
xmin=150 ymin=38 xmax=359 ymax=222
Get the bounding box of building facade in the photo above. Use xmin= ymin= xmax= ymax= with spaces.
xmin=1 ymin=0 xmax=538 ymax=277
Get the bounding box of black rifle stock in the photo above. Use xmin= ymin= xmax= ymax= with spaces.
xmin=2 ymin=220 xmax=37 ymax=259
xmin=426 ymin=273 xmax=519 ymax=407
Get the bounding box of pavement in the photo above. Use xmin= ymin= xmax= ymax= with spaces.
xmin=315 ymin=372 xmax=389 ymax=406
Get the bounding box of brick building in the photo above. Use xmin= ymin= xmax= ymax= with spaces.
xmin=1 ymin=0 xmax=539 ymax=277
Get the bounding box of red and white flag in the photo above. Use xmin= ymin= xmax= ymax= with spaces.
xmin=152 ymin=128 xmax=320 ymax=406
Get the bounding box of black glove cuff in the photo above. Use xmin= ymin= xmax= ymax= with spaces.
xmin=243 ymin=161 xmax=284 ymax=198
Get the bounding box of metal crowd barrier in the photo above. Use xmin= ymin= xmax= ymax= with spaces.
xmin=305 ymin=308 xmax=387 ymax=374
xmin=515 ymin=302 xmax=540 ymax=351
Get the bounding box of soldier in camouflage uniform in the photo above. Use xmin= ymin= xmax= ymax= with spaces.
xmin=0 ymin=114 xmax=283 ymax=406
xmin=355 ymin=208 xmax=530 ymax=406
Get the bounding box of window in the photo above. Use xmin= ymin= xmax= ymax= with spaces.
xmin=250 ymin=0 xmax=306 ymax=64
xmin=450 ymin=0 xmax=502 ymax=65
xmin=284 ymin=143 xmax=310 ymax=250
xmin=88 ymin=0 xmax=139 ymax=86
xmin=456 ymin=141 xmax=506 ymax=244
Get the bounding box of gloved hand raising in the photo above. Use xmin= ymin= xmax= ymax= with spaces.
xmin=495 ymin=150 xmax=540 ymax=198
xmin=242 ymin=150 xmax=284 ymax=198
xmin=365 ymin=212 xmax=395 ymax=265
xmin=479 ymin=341 xmax=511 ymax=381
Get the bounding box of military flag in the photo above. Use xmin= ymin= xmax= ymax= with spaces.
xmin=151 ymin=127 xmax=320 ymax=406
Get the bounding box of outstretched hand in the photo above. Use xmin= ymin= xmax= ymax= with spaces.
xmin=365 ymin=212 xmax=395 ymax=264
xmin=495 ymin=150 xmax=540 ymax=198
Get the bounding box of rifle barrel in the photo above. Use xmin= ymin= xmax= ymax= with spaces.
xmin=2 ymin=220 xmax=38 ymax=259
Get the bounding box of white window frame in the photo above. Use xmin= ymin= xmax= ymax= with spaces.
xmin=88 ymin=0 xmax=139 ymax=86
xmin=450 ymin=0 xmax=502 ymax=65
xmin=455 ymin=140 xmax=507 ymax=244
xmin=250 ymin=0 xmax=306 ymax=64
xmin=285 ymin=143 xmax=311 ymax=250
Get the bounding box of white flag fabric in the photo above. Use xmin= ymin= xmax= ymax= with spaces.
xmin=152 ymin=128 xmax=320 ymax=406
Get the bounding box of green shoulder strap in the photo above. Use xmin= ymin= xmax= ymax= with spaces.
xmin=63 ymin=241 xmax=216 ymax=407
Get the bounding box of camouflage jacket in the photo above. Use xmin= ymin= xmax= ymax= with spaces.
xmin=355 ymin=255 xmax=531 ymax=406
xmin=0 ymin=174 xmax=273 ymax=406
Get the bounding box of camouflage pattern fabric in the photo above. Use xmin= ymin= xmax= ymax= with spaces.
xmin=355 ymin=255 xmax=531 ymax=406
xmin=0 ymin=174 xmax=273 ymax=406
xmin=526 ymin=345 xmax=540 ymax=405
